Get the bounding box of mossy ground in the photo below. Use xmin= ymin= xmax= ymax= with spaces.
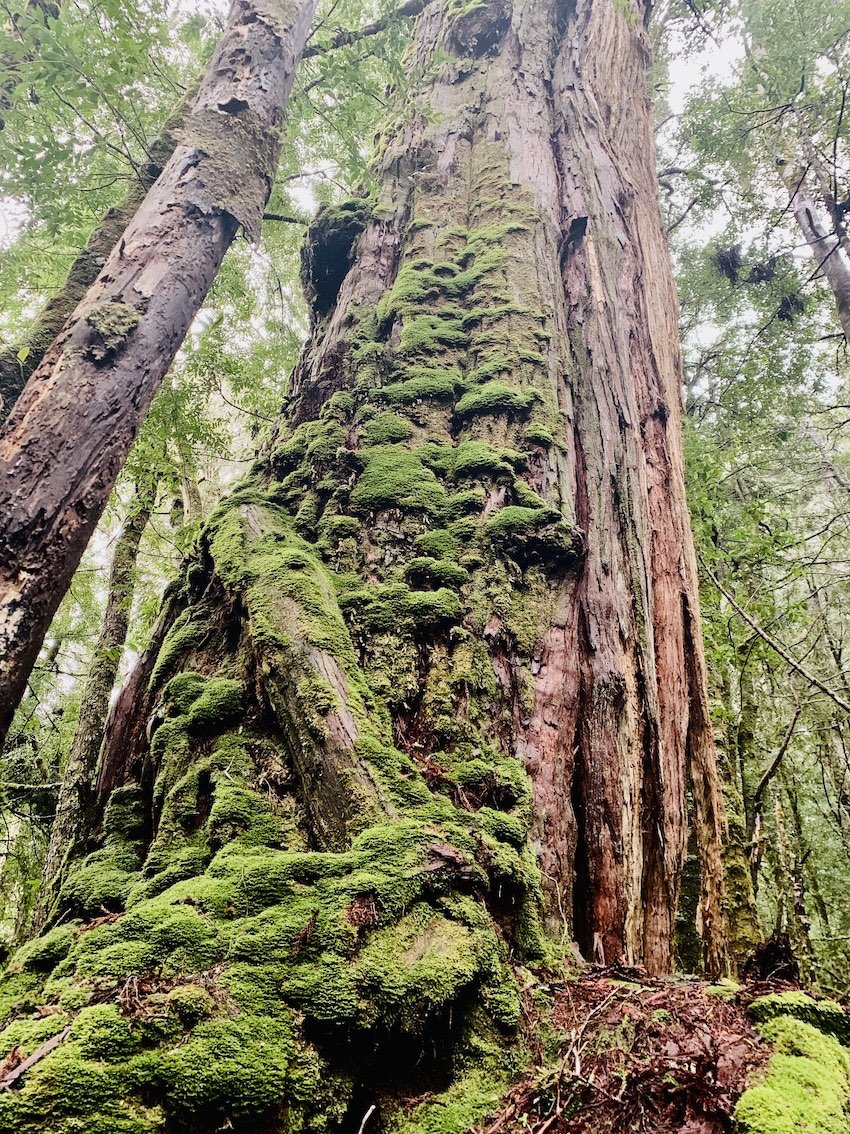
xmin=736 ymin=991 xmax=850 ymax=1134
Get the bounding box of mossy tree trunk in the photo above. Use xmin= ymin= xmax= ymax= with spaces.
xmin=0 ymin=2 xmax=728 ymax=1132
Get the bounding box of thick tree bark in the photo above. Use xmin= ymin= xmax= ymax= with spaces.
xmin=550 ymin=0 xmax=726 ymax=972
xmin=38 ymin=491 xmax=153 ymax=907
xmin=0 ymin=3 xmax=728 ymax=1131
xmin=0 ymin=0 xmax=319 ymax=750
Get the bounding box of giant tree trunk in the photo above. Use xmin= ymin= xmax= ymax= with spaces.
xmin=0 ymin=2 xmax=727 ymax=1131
xmin=0 ymin=0 xmax=318 ymax=749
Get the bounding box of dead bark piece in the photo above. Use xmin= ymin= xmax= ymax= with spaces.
xmin=742 ymin=932 xmax=800 ymax=985
xmin=0 ymin=0 xmax=320 ymax=750
xmin=0 ymin=1026 xmax=70 ymax=1091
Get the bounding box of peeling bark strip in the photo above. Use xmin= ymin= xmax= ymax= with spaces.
xmin=551 ymin=0 xmax=726 ymax=973
xmin=0 ymin=0 xmax=319 ymax=748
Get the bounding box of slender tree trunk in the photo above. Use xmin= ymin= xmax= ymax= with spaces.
xmin=38 ymin=491 xmax=153 ymax=908
xmin=712 ymin=663 xmax=761 ymax=969
xmin=0 ymin=4 xmax=728 ymax=1130
xmin=176 ymin=436 xmax=204 ymax=524
xmin=783 ymin=166 xmax=850 ymax=341
xmin=0 ymin=0 xmax=319 ymax=750
xmin=773 ymin=793 xmax=815 ymax=982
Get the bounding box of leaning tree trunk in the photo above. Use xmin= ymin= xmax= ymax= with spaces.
xmin=0 ymin=96 xmax=189 ymax=422
xmin=783 ymin=165 xmax=850 ymax=341
xmin=0 ymin=0 xmax=319 ymax=750
xmin=38 ymin=488 xmax=154 ymax=913
xmin=0 ymin=2 xmax=727 ymax=1131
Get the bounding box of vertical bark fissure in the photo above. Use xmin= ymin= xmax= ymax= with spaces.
xmin=551 ymin=0 xmax=726 ymax=971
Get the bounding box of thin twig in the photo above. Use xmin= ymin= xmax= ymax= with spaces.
xmin=701 ymin=558 xmax=850 ymax=715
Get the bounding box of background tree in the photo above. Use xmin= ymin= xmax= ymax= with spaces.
xmin=0 ymin=0 xmax=320 ymax=747
xmin=656 ymin=0 xmax=850 ymax=987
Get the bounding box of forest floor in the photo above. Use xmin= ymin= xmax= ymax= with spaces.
xmin=476 ymin=965 xmax=788 ymax=1134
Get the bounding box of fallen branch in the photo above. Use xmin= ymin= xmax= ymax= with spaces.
xmin=0 ymin=1026 xmax=70 ymax=1091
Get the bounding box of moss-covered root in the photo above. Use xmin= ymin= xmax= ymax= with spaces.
xmin=736 ymin=992 xmax=850 ymax=1134
xmin=0 ymin=706 xmax=529 ymax=1133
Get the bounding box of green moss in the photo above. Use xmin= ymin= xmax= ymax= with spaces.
xmin=405 ymin=557 xmax=468 ymax=589
xmin=443 ymin=489 xmax=486 ymax=520
xmin=380 ymin=366 xmax=462 ymax=404
xmin=484 ymin=506 xmax=558 ymax=539
xmin=70 ymin=1004 xmax=144 ymax=1062
xmin=523 ymin=423 xmax=556 ymax=447
xmin=162 ymin=672 xmax=207 ymax=715
xmin=61 ymin=841 xmax=143 ymax=919
xmin=352 ymin=445 xmax=447 ymax=514
xmin=393 ymin=1047 xmax=511 ymax=1134
xmin=399 ymin=313 xmax=468 ymax=356
xmin=0 ymin=1013 xmax=71 ymax=1059
xmin=750 ymin=992 xmax=850 ymax=1047
xmin=705 ymin=978 xmax=741 ymax=1001
xmin=346 ymin=583 xmax=463 ymax=632
xmin=8 ymin=924 xmax=79 ymax=974
xmin=85 ymin=301 xmax=141 ymax=360
xmin=360 ymin=411 xmax=413 ymax=446
xmin=416 ymin=528 xmax=461 ymax=558
xmin=483 ymin=506 xmax=578 ymax=570
xmin=167 ymin=985 xmax=216 ymax=1027
xmin=185 ymin=678 xmax=243 ymax=734
xmin=736 ymin=1017 xmax=850 ymax=1134
xmin=149 ymin=614 xmax=210 ymax=692
xmin=430 ymin=441 xmax=520 ymax=482
xmin=454 ymin=382 xmax=539 ymax=420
